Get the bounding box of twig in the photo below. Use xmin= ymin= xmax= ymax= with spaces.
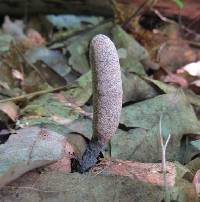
xmin=0 ymin=84 xmax=76 ymax=103
xmin=5 ymin=185 xmax=68 ymax=193
xmin=159 ymin=115 xmax=171 ymax=202
xmin=153 ymin=9 xmax=200 ymax=39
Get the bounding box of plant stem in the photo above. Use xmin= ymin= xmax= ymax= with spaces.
xmin=159 ymin=115 xmax=171 ymax=202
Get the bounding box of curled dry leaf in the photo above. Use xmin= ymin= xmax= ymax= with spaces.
xmin=0 ymin=101 xmax=19 ymax=121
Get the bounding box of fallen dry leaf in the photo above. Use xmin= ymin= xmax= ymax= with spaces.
xmin=164 ymin=73 xmax=188 ymax=88
xmin=26 ymin=28 xmax=46 ymax=46
xmin=0 ymin=101 xmax=19 ymax=121
xmin=92 ymin=159 xmax=176 ymax=187
xmin=177 ymin=61 xmax=200 ymax=77
xmin=46 ymin=140 xmax=74 ymax=172
xmin=0 ymin=126 xmax=73 ymax=188
xmin=159 ymin=43 xmax=197 ymax=72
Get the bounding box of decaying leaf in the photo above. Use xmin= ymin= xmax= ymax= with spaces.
xmin=112 ymin=25 xmax=148 ymax=75
xmin=66 ymin=21 xmax=112 ymax=74
xmin=113 ymin=91 xmax=200 ymax=163
xmin=47 ymin=15 xmax=104 ymax=29
xmin=122 ymin=71 xmax=158 ymax=103
xmin=186 ymin=158 xmax=200 ymax=176
xmin=0 ymin=11 xmax=199 ymax=201
xmin=143 ymin=76 xmax=200 ymax=107
xmin=163 ymin=73 xmax=188 ymax=88
xmin=0 ymin=126 xmax=70 ymax=188
xmin=25 ymin=46 xmax=70 ymax=80
xmin=65 ymin=23 xmax=148 ymax=76
xmin=0 ymin=166 xmax=196 ymax=202
xmin=0 ymin=31 xmax=13 ymax=52
xmin=66 ymin=117 xmax=92 ymax=140
xmin=21 ymin=93 xmax=79 ymax=128
xmin=62 ymin=71 xmax=92 ymax=106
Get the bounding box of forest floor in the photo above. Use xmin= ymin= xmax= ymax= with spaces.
xmin=0 ymin=1 xmax=200 ymax=201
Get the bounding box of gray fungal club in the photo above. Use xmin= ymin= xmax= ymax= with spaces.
xmin=77 ymin=34 xmax=123 ymax=173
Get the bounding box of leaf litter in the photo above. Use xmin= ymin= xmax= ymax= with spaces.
xmin=0 ymin=3 xmax=200 ymax=201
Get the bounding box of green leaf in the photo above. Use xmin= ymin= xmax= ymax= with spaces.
xmin=172 ymin=0 xmax=184 ymax=9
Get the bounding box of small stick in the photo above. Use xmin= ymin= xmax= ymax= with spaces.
xmin=0 ymin=84 xmax=76 ymax=103
xmin=153 ymin=9 xmax=200 ymax=39
xmin=159 ymin=115 xmax=171 ymax=202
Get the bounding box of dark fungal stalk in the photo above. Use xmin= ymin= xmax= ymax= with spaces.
xmin=77 ymin=34 xmax=123 ymax=173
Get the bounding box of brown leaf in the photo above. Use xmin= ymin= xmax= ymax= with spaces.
xmin=47 ymin=141 xmax=74 ymax=172
xmin=0 ymin=101 xmax=19 ymax=121
xmin=92 ymin=159 xmax=176 ymax=187
xmin=26 ymin=28 xmax=46 ymax=46
xmin=163 ymin=73 xmax=188 ymax=88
